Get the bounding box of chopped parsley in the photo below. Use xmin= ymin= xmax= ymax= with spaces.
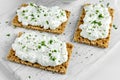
xmin=6 ymin=34 xmax=10 ymax=36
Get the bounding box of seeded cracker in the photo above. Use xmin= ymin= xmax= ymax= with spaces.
xmin=74 ymin=4 xmax=114 ymax=48
xmin=12 ymin=4 xmax=71 ymax=34
xmin=7 ymin=32 xmax=73 ymax=74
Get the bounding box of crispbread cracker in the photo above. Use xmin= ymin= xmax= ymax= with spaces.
xmin=74 ymin=5 xmax=114 ymax=48
xmin=12 ymin=4 xmax=71 ymax=34
xmin=7 ymin=33 xmax=73 ymax=74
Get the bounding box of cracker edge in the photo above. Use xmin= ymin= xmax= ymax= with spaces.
xmin=7 ymin=32 xmax=74 ymax=74
xmin=73 ymin=5 xmax=114 ymax=48
xmin=12 ymin=4 xmax=71 ymax=34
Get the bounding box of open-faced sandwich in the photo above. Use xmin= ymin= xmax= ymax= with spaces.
xmin=12 ymin=3 xmax=71 ymax=34
xmin=74 ymin=4 xmax=114 ymax=48
xmin=7 ymin=31 xmax=73 ymax=74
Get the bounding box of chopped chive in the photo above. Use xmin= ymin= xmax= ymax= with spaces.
xmin=44 ymin=14 xmax=47 ymax=16
xmin=98 ymin=14 xmax=104 ymax=18
xmin=25 ymin=16 xmax=28 ymax=19
xmin=53 ymin=50 xmax=57 ymax=52
xmin=97 ymin=21 xmax=102 ymax=26
xmin=30 ymin=3 xmax=34 ymax=6
xmin=49 ymin=40 xmax=53 ymax=44
xmin=107 ymin=3 xmax=110 ymax=7
xmin=38 ymin=45 xmax=41 ymax=49
xmin=41 ymin=41 xmax=46 ymax=46
xmin=113 ymin=24 xmax=117 ymax=29
xmin=6 ymin=34 xmax=10 ymax=36
xmin=5 ymin=21 xmax=8 ymax=23
xmin=88 ymin=33 xmax=91 ymax=35
xmin=31 ymin=14 xmax=34 ymax=17
xmin=22 ymin=10 xmax=25 ymax=13
xmin=28 ymin=76 xmax=31 ymax=79
xmin=49 ymin=53 xmax=52 ymax=56
xmin=96 ymin=10 xmax=99 ymax=14
xmin=57 ymin=16 xmax=59 ymax=18
xmin=50 ymin=56 xmax=56 ymax=61
xmin=46 ymin=21 xmax=49 ymax=24
xmin=22 ymin=46 xmax=25 ymax=49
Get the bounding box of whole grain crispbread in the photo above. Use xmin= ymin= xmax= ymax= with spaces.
xmin=74 ymin=5 xmax=114 ymax=48
xmin=12 ymin=4 xmax=71 ymax=34
xmin=7 ymin=32 xmax=73 ymax=74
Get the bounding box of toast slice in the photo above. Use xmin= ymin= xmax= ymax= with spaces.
xmin=7 ymin=32 xmax=73 ymax=74
xmin=12 ymin=4 xmax=71 ymax=34
xmin=74 ymin=4 xmax=114 ymax=48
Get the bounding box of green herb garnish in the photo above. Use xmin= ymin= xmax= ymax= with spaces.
xmin=49 ymin=53 xmax=52 ymax=56
xmin=113 ymin=24 xmax=117 ymax=29
xmin=46 ymin=21 xmax=49 ymax=24
xmin=5 ymin=21 xmax=8 ymax=23
xmin=98 ymin=14 xmax=104 ymax=18
xmin=38 ymin=45 xmax=41 ymax=49
xmin=41 ymin=41 xmax=46 ymax=46
xmin=92 ymin=20 xmax=102 ymax=26
xmin=22 ymin=46 xmax=25 ymax=49
xmin=107 ymin=3 xmax=110 ymax=7
xmin=25 ymin=16 xmax=28 ymax=19
xmin=49 ymin=40 xmax=53 ymax=44
xmin=97 ymin=21 xmax=102 ymax=26
xmin=44 ymin=14 xmax=47 ymax=16
xmin=96 ymin=10 xmax=99 ymax=14
xmin=53 ymin=50 xmax=57 ymax=52
xmin=50 ymin=56 xmax=56 ymax=61
xmin=30 ymin=3 xmax=34 ymax=6
xmin=6 ymin=34 xmax=10 ymax=36
xmin=28 ymin=76 xmax=31 ymax=79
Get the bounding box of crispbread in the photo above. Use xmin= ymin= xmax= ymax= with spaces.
xmin=7 ymin=32 xmax=73 ymax=74
xmin=12 ymin=4 xmax=71 ymax=34
xmin=74 ymin=5 xmax=114 ymax=48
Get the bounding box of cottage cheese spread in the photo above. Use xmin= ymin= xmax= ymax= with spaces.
xmin=17 ymin=3 xmax=67 ymax=29
xmin=80 ymin=4 xmax=111 ymax=40
xmin=12 ymin=32 xmax=68 ymax=66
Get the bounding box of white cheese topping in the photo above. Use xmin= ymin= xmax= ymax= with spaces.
xmin=80 ymin=4 xmax=111 ymax=40
xmin=12 ymin=32 xmax=68 ymax=66
xmin=17 ymin=3 xmax=67 ymax=29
